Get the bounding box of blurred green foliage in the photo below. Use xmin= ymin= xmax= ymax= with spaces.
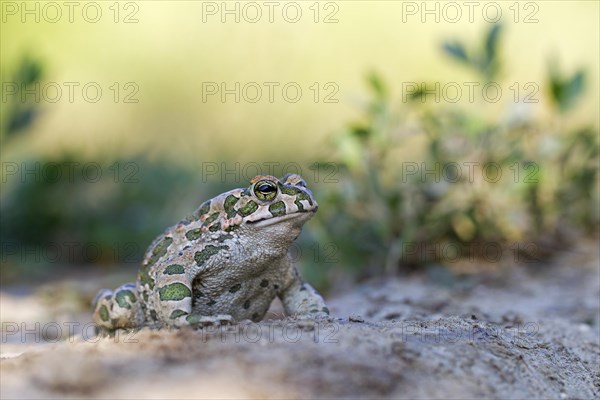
xmin=0 ymin=155 xmax=198 ymax=277
xmin=1 ymin=25 xmax=597 ymax=289
xmin=313 ymin=24 xmax=599 ymax=280
xmin=1 ymin=55 xmax=44 ymax=138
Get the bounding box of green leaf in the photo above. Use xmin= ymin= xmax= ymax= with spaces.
xmin=349 ymin=125 xmax=371 ymax=141
xmin=406 ymin=83 xmax=439 ymax=102
xmin=367 ymin=72 xmax=387 ymax=98
xmin=15 ymin=57 xmax=44 ymax=86
xmin=7 ymin=108 xmax=39 ymax=133
xmin=564 ymin=71 xmax=585 ymax=108
xmin=484 ymin=24 xmax=502 ymax=66
xmin=549 ymin=65 xmax=586 ymax=112
xmin=2 ymin=55 xmax=45 ymax=137
xmin=442 ymin=41 xmax=469 ymax=63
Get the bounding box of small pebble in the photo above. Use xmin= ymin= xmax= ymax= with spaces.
xmin=349 ymin=314 xmax=364 ymax=323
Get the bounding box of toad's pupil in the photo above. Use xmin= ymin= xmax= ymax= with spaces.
xmin=259 ymin=184 xmax=275 ymax=192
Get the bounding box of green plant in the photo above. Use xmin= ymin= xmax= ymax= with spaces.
xmin=1 ymin=55 xmax=45 ymax=139
xmin=312 ymin=24 xmax=598 ymax=281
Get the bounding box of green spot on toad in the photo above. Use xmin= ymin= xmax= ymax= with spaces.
xmin=238 ymin=200 xmax=258 ymax=217
xmin=159 ymin=283 xmax=192 ymax=301
xmin=269 ymin=201 xmax=286 ymax=217
xmin=170 ymin=309 xmax=187 ymax=319
xmin=185 ymin=228 xmax=202 ymax=241
xmin=224 ymin=195 xmax=239 ymax=219
xmin=164 ymin=264 xmax=185 ymax=275
xmin=194 ymin=245 xmax=228 ymax=267
xmin=115 ymin=289 xmax=137 ymax=309
xmin=98 ymin=305 xmax=109 ymax=321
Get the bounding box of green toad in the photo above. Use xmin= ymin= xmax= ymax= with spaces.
xmin=92 ymin=174 xmax=328 ymax=331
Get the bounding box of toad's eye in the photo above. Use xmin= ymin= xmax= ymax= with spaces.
xmin=254 ymin=180 xmax=278 ymax=201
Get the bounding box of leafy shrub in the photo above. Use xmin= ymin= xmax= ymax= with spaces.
xmin=312 ymin=24 xmax=598 ymax=280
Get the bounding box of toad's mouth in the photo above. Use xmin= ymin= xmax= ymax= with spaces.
xmin=245 ymin=210 xmax=316 ymax=227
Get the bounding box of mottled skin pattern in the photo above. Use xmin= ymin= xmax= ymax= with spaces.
xmin=93 ymin=174 xmax=328 ymax=331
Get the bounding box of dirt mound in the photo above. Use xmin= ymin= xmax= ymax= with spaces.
xmin=1 ymin=315 xmax=598 ymax=399
xmin=1 ymin=244 xmax=599 ymax=399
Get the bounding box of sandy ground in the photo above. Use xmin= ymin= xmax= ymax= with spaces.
xmin=1 ymin=241 xmax=599 ymax=399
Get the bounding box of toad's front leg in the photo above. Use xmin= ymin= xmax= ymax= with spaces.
xmin=278 ymin=266 xmax=329 ymax=318
xmin=154 ymin=276 xmax=195 ymax=326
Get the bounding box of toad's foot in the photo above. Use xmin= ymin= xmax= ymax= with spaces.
xmin=92 ymin=283 xmax=144 ymax=331
xmin=186 ymin=314 xmax=235 ymax=328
